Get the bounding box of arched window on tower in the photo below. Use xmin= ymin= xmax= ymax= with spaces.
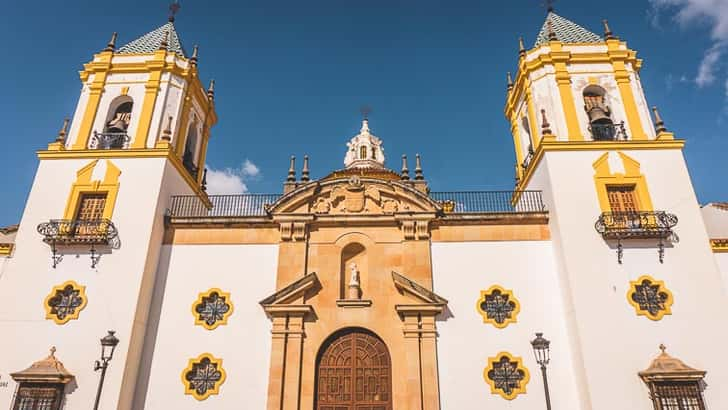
xmin=91 ymin=96 xmax=133 ymax=149
xmin=360 ymin=145 xmax=367 ymax=160
xmin=182 ymin=120 xmax=200 ymax=179
xmin=371 ymin=146 xmax=378 ymax=160
xmin=583 ymin=85 xmax=624 ymax=141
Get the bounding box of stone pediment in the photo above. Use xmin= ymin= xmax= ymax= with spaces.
xmin=267 ymin=177 xmax=441 ymax=216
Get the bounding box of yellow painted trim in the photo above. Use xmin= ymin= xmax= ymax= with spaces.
xmin=483 ymin=352 xmax=530 ymax=400
xmin=513 ymin=139 xmax=685 ymax=200
xmin=181 ymin=353 xmax=227 ymax=400
xmin=191 ymin=288 xmax=234 ymax=330
xmin=711 ymin=239 xmax=728 ymax=253
xmin=0 ymin=243 xmax=14 ymax=256
xmin=550 ymin=44 xmax=583 ymax=141
xmin=592 ymin=152 xmax=654 ymax=212
xmin=608 ymin=38 xmax=646 ymax=140
xmin=174 ymin=96 xmax=193 ymax=157
xmin=44 ymin=280 xmax=88 ymax=325
xmin=510 ymin=118 xmax=524 ymax=180
xmin=37 ymin=149 xmax=212 ymax=209
xmin=196 ymin=133 xmax=210 ymax=184
xmin=476 ymin=285 xmax=521 ymax=329
xmin=627 ymin=275 xmax=674 ymax=321
xmin=525 ymin=88 xmax=540 ymax=149
xmin=132 ymin=51 xmax=166 ymax=149
xmin=63 ymin=160 xmax=121 ymax=220
xmin=73 ymin=53 xmax=112 ymax=149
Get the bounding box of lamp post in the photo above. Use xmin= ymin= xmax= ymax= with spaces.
xmin=93 ymin=330 xmax=119 ymax=410
xmin=531 ymin=332 xmax=552 ymax=410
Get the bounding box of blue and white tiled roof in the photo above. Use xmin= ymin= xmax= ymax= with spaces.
xmin=534 ymin=12 xmax=602 ymax=47
xmin=117 ymin=21 xmax=187 ymax=57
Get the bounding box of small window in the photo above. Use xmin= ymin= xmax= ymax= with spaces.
xmin=75 ymin=193 xmax=107 ymax=221
xmin=371 ymin=147 xmax=377 ymax=160
xmin=10 ymin=348 xmax=73 ymax=410
xmin=651 ymin=381 xmax=706 ymax=410
xmin=13 ymin=383 xmax=64 ymax=410
xmin=360 ymin=145 xmax=367 ymax=160
xmin=606 ymin=185 xmax=638 ymax=213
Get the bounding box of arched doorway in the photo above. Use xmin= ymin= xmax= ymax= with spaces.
xmin=315 ymin=328 xmax=392 ymax=410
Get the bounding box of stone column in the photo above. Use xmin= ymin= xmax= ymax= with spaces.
xmin=266 ymin=315 xmax=287 ymax=410
xmin=419 ymin=314 xmax=441 ymax=410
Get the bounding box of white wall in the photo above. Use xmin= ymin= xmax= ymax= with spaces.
xmin=433 ymin=240 xmax=581 ymax=410
xmin=0 ymin=157 xmax=189 ymax=410
xmin=140 ymin=244 xmax=278 ymax=409
xmin=525 ymin=148 xmax=728 ymax=410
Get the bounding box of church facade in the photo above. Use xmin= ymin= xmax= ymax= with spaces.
xmin=1 ymin=10 xmax=727 ymax=410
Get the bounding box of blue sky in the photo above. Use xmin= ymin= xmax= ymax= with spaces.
xmin=1 ymin=0 xmax=726 ymax=226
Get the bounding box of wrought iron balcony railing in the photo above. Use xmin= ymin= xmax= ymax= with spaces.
xmin=37 ymin=219 xmax=120 ymax=268
xmin=595 ymin=211 xmax=678 ymax=263
xmin=168 ymin=191 xmax=546 ymax=219
xmin=430 ymin=191 xmax=545 ymax=214
xmin=588 ymin=121 xmax=628 ymax=141
xmin=89 ymin=131 xmax=130 ymax=149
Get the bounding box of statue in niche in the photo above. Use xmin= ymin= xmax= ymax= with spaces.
xmin=348 ymin=262 xmax=361 ymax=300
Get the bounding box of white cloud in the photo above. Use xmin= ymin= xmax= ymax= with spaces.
xmin=650 ymin=0 xmax=728 ymax=90
xmin=205 ymin=159 xmax=261 ymax=195
xmin=696 ymin=43 xmax=725 ymax=87
xmin=242 ymin=159 xmax=260 ymax=178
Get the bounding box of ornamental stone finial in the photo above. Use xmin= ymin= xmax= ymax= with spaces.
xmin=518 ymin=36 xmax=526 ymax=57
xmin=401 ymin=155 xmax=410 ymax=180
xmin=104 ymin=32 xmax=118 ymax=52
xmin=159 ymin=29 xmax=170 ymax=51
xmin=414 ymin=154 xmax=424 ymax=180
xmin=301 ymin=155 xmax=310 ymax=182
xmin=161 ymin=116 xmax=173 ymax=141
xmin=207 ymin=79 xmax=215 ymax=100
xmin=541 ymin=109 xmax=553 ymax=136
xmin=56 ymin=118 xmax=70 ymax=143
xmin=652 ymin=106 xmax=667 ymax=133
xmin=287 ymin=155 xmax=296 ymax=182
xmin=190 ymin=45 xmax=199 ymax=66
xmin=603 ymin=19 xmax=615 ymax=40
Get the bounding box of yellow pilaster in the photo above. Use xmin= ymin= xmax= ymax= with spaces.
xmin=174 ymin=96 xmax=193 ymax=157
xmin=549 ymin=41 xmax=582 ymax=141
xmin=608 ymin=39 xmax=647 ymax=140
xmin=73 ymin=52 xmax=112 ymax=149
xmin=525 ymin=87 xmax=540 ymax=148
xmin=510 ymin=117 xmax=524 ymax=173
xmin=133 ymin=50 xmax=166 ymax=149
xmin=197 ymin=132 xmax=210 ymax=184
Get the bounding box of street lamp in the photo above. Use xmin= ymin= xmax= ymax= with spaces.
xmin=93 ymin=330 xmax=119 ymax=410
xmin=531 ymin=332 xmax=552 ymax=410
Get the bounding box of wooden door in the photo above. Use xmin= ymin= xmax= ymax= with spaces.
xmin=607 ymin=185 xmax=638 ymax=213
xmin=316 ymin=329 xmax=392 ymax=410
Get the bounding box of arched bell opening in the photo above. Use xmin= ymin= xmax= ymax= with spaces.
xmin=92 ymin=96 xmax=133 ymax=149
xmin=314 ymin=327 xmax=392 ymax=410
xmin=583 ymin=85 xmax=617 ymax=141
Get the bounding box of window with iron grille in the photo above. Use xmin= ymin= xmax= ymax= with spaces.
xmin=12 ymin=383 xmax=64 ymax=410
xmin=650 ymin=381 xmax=706 ymax=410
xmin=75 ymin=193 xmax=107 ymax=221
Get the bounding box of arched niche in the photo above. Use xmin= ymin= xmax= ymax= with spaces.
xmin=340 ymin=242 xmax=366 ymax=300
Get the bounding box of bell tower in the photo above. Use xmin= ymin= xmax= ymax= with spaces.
xmin=503 ymin=9 xmax=728 ymax=410
xmin=0 ymin=10 xmax=219 ymax=410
